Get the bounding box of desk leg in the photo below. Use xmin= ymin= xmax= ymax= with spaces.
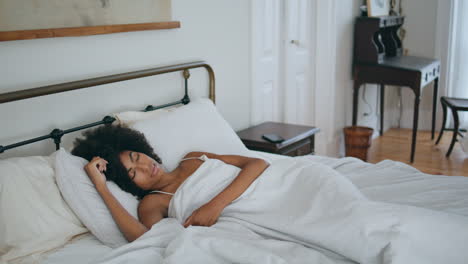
xmin=411 ymin=95 xmax=421 ymax=163
xmin=352 ymin=81 xmax=360 ymax=126
xmin=380 ymin=84 xmax=385 ymax=136
xmin=432 ymin=78 xmax=439 ymax=139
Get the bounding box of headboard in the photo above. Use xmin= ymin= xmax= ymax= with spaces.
xmin=0 ymin=61 xmax=215 ymax=155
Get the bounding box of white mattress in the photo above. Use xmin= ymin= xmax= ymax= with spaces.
xmin=42 ymin=152 xmax=468 ymax=264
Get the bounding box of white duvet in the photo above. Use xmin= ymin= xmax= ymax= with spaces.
xmin=94 ymin=157 xmax=468 ymax=264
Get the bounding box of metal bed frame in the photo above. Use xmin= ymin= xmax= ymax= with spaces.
xmin=0 ymin=61 xmax=215 ymax=154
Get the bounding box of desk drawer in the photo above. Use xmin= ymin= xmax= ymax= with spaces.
xmin=280 ymin=138 xmax=312 ymax=156
xmin=421 ymin=63 xmax=440 ymax=87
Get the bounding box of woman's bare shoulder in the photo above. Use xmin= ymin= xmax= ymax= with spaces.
xmin=138 ymin=194 xmax=169 ymax=216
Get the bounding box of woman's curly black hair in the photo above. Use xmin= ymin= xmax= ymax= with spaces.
xmin=71 ymin=124 xmax=162 ymax=199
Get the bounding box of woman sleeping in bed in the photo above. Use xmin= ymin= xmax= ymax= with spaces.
xmin=72 ymin=124 xmax=269 ymax=243
xmin=72 ymin=125 xmax=468 ymax=264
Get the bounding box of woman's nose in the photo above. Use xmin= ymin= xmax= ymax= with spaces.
xmin=137 ymin=162 xmax=150 ymax=173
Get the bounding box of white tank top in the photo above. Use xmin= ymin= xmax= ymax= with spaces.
xmin=148 ymin=154 xmax=208 ymax=196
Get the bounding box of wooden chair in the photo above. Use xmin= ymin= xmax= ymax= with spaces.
xmin=435 ymin=96 xmax=468 ymax=157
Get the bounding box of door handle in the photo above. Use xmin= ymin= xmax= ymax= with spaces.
xmin=290 ymin=39 xmax=299 ymax=45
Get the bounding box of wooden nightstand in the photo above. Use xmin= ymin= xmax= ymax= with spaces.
xmin=237 ymin=122 xmax=320 ymax=156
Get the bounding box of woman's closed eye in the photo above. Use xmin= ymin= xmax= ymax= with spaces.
xmin=128 ymin=151 xmax=140 ymax=180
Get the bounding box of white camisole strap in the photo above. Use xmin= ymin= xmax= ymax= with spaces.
xmin=179 ymin=154 xmax=208 ymax=163
xmin=148 ymin=154 xmax=208 ymax=196
xmin=148 ymin=190 xmax=175 ymax=196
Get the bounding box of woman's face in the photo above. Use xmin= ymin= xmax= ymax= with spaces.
xmin=119 ymin=150 xmax=163 ymax=190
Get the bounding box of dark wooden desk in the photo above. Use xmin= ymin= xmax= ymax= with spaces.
xmin=352 ymin=56 xmax=440 ymax=162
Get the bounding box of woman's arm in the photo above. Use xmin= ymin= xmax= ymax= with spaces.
xmin=85 ymin=157 xmax=150 ymax=242
xmin=183 ymin=152 xmax=269 ymax=227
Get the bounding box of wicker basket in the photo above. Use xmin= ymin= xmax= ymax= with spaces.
xmin=343 ymin=126 xmax=374 ymax=161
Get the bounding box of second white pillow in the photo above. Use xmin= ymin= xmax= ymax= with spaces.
xmin=131 ymin=98 xmax=254 ymax=172
xmin=55 ymin=149 xmax=139 ymax=248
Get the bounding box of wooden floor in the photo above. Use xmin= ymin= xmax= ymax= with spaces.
xmin=367 ymin=128 xmax=468 ymax=176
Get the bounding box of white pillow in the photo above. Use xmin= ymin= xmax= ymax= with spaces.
xmin=0 ymin=153 xmax=87 ymax=263
xmin=130 ymin=98 xmax=255 ymax=172
xmin=113 ymin=108 xmax=172 ymax=126
xmin=54 ymin=149 xmax=139 ymax=248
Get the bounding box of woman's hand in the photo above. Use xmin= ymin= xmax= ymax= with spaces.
xmin=84 ymin=156 xmax=108 ymax=189
xmin=183 ymin=202 xmax=223 ymax=228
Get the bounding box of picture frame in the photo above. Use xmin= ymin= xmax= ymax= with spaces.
xmin=367 ymin=0 xmax=390 ymax=17
xmin=0 ymin=0 xmax=179 ymax=41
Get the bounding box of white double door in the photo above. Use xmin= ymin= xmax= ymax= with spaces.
xmin=251 ymin=0 xmax=314 ymax=125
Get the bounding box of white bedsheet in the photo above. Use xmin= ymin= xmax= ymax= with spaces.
xmin=42 ymin=233 xmax=111 ymax=264
xmin=165 ymin=156 xmax=468 ymax=263
xmin=167 ymin=157 xmax=401 ymax=263
xmin=42 ymin=153 xmax=468 ymax=264
xmin=305 ymin=155 xmax=468 ymax=216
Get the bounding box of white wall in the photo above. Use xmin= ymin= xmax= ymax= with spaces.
xmin=334 ymin=0 xmax=361 ymax=156
xmin=0 ymin=0 xmax=251 ymax=158
xmin=317 ymin=0 xmax=381 ymax=157
xmin=399 ymin=0 xmax=440 ymax=130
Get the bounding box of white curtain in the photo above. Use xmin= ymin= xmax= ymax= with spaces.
xmin=449 ymin=0 xmax=468 ymax=152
